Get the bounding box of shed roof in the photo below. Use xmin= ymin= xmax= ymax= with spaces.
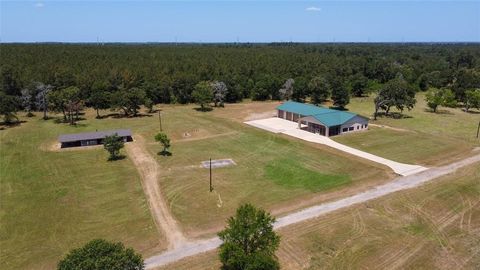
xmin=310 ymin=112 xmax=357 ymax=127
xmin=276 ymin=101 xmax=361 ymax=127
xmin=58 ymin=129 xmax=132 ymax=143
xmin=277 ymin=101 xmax=332 ymax=116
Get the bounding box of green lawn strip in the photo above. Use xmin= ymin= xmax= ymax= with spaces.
xmin=333 ymin=127 xmax=471 ymax=165
xmin=264 ymin=159 xmax=351 ymax=192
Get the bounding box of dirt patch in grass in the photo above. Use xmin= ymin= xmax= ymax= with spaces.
xmin=125 ymin=135 xmax=186 ymax=249
xmin=210 ymin=101 xmax=280 ymax=122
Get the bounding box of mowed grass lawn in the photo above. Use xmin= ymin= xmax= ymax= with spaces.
xmin=348 ymin=92 xmax=480 ymax=144
xmin=158 ymin=164 xmax=480 ymax=270
xmin=282 ymin=164 xmax=480 ymax=269
xmin=332 ymin=92 xmax=478 ymax=165
xmin=333 ymin=127 xmax=471 ymax=166
xmin=143 ymin=105 xmax=391 ymax=236
xmin=0 ymin=114 xmax=163 ymax=270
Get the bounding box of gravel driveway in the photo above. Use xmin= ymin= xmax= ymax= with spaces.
xmin=145 ymin=153 xmax=480 ymax=269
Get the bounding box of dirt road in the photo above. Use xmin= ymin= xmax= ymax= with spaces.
xmin=144 ymin=153 xmax=480 ymax=269
xmin=125 ymin=135 xmax=186 ymax=249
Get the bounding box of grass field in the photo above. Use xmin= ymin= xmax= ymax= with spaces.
xmin=0 ymin=103 xmax=391 ymax=269
xmin=1 ymin=94 xmax=478 ymax=269
xmin=142 ymin=105 xmax=391 ymax=237
xmin=280 ymin=164 xmax=480 ymax=270
xmin=333 ymin=126 xmax=472 ymax=166
xmin=0 ymin=114 xmax=163 ymax=270
xmin=346 ymin=92 xmax=480 ymax=144
xmin=330 ymin=92 xmax=478 ymax=165
xmin=264 ymin=159 xmax=351 ymax=191
xmin=157 ymin=164 xmax=480 ymax=270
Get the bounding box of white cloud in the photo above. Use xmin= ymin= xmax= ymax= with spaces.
xmin=305 ymin=6 xmax=321 ymax=12
xmin=34 ymin=2 xmax=45 ymax=8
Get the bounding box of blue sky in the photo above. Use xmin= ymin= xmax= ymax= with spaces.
xmin=1 ymin=1 xmax=479 ymax=43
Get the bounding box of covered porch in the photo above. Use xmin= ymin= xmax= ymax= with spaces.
xmin=297 ymin=117 xmax=340 ymax=137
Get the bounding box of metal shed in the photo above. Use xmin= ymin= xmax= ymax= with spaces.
xmin=276 ymin=101 xmax=369 ymax=137
xmin=58 ymin=129 xmax=133 ymax=148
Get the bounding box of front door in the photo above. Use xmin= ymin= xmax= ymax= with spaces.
xmin=309 ymin=123 xmax=326 ymax=136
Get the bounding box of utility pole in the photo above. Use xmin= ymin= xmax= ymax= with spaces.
xmin=158 ymin=110 xmax=163 ymax=132
xmin=209 ymin=158 xmax=213 ymax=192
xmin=477 ymin=121 xmax=480 ymax=138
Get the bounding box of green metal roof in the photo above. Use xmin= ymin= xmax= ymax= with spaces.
xmin=277 ymin=101 xmax=331 ymax=116
xmin=311 ymin=112 xmax=357 ymax=127
xmin=276 ymin=101 xmax=359 ymax=127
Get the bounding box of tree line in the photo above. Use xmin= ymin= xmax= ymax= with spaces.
xmin=1 ymin=43 xmax=480 ymax=123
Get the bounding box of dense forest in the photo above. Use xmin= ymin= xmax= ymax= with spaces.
xmin=1 ymin=43 xmax=479 ymax=123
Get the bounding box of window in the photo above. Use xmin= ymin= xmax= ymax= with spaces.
xmin=356 ymin=126 xmax=359 ymax=130
xmin=349 ymin=127 xmax=354 ymax=131
xmin=365 ymin=124 xmax=368 ymax=128
xmin=342 ymin=128 xmax=348 ymax=132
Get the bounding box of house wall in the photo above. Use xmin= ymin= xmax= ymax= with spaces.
xmin=278 ymin=110 xmax=284 ymax=118
xmin=277 ymin=108 xmax=369 ymax=136
xmin=340 ymin=116 xmax=369 ymax=134
xmin=285 ymin=111 xmax=293 ymax=121
xmin=277 ymin=109 xmax=305 ymax=123
xmin=61 ymin=136 xmax=133 ymax=148
xmin=299 ymin=116 xmax=329 ymax=136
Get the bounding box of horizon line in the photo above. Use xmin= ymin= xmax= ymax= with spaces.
xmin=1 ymin=41 xmax=479 ymax=45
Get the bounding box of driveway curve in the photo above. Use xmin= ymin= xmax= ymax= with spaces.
xmin=245 ymin=117 xmax=427 ymax=176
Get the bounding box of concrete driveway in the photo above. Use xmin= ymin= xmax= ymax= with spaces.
xmin=245 ymin=117 xmax=427 ymax=176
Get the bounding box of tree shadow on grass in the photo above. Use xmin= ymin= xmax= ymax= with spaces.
xmin=131 ymin=113 xmax=153 ymax=118
xmin=157 ymin=150 xmax=172 ymax=156
xmin=53 ymin=117 xmax=87 ymax=124
xmin=423 ymin=109 xmax=455 ymax=115
xmin=375 ymin=112 xmax=413 ymax=119
xmin=108 ymin=155 xmax=126 ymax=161
xmin=107 ymin=113 xmax=153 ymax=119
xmin=147 ymin=109 xmax=160 ymax=114
xmin=328 ymin=106 xmax=349 ymax=111
xmin=193 ymin=107 xmax=213 ymax=112
xmin=0 ymin=120 xmax=27 ymax=130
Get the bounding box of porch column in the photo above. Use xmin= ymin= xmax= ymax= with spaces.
xmin=326 ymin=126 xmax=329 ymax=137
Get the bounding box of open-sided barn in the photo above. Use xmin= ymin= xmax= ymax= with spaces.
xmin=58 ymin=129 xmax=133 ymax=148
xmin=277 ymin=101 xmax=368 ymax=137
